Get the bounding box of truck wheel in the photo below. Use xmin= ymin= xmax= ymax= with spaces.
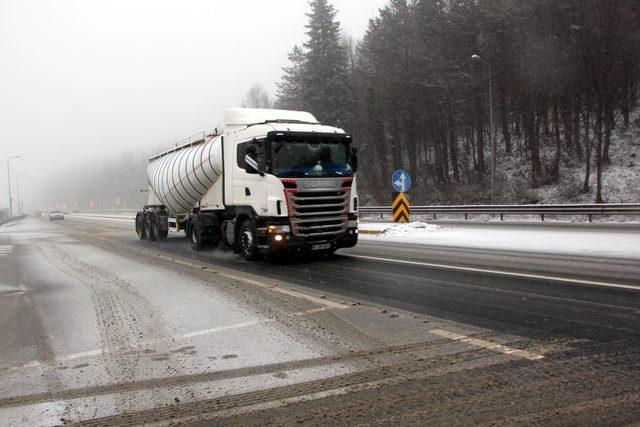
xmin=238 ymin=219 xmax=259 ymax=261
xmin=151 ymin=214 xmax=168 ymax=241
xmin=151 ymin=218 xmax=161 ymax=241
xmin=136 ymin=213 xmax=147 ymax=240
xmin=159 ymin=223 xmax=169 ymax=240
xmin=145 ymin=214 xmax=156 ymax=241
xmin=221 ymin=221 xmax=235 ymax=247
xmin=189 ymin=218 xmax=206 ymax=251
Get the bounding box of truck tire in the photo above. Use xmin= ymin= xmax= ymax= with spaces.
xmin=151 ymin=213 xmax=168 ymax=241
xmin=238 ymin=219 xmax=259 ymax=261
xmin=136 ymin=213 xmax=147 ymax=240
xmin=189 ymin=218 xmax=207 ymax=251
xmin=221 ymin=221 xmax=237 ymax=249
xmin=159 ymin=222 xmax=169 ymax=240
xmin=145 ymin=214 xmax=156 ymax=241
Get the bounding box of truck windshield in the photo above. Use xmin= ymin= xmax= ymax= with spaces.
xmin=270 ymin=139 xmax=353 ymax=178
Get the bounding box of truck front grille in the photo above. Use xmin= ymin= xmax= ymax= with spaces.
xmin=287 ymin=188 xmax=350 ymax=238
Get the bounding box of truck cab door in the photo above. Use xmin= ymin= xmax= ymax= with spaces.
xmin=236 ymin=139 xmax=267 ymax=216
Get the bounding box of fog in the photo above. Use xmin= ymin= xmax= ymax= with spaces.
xmin=0 ymin=0 xmax=387 ymax=211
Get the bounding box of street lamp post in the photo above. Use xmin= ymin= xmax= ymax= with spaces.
xmin=16 ymin=171 xmax=26 ymax=215
xmin=6 ymin=156 xmax=20 ymax=217
xmin=471 ymin=54 xmax=496 ymax=205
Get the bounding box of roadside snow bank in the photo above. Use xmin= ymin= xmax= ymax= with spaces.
xmin=376 ymin=222 xmax=444 ymax=238
xmin=359 ymin=222 xmax=640 ymax=259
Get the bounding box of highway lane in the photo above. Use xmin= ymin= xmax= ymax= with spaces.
xmin=1 ymin=216 xmax=639 ymax=425
xmin=67 ymin=214 xmax=640 ymax=343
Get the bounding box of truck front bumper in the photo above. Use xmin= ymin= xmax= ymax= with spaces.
xmin=258 ymin=228 xmax=358 ymax=255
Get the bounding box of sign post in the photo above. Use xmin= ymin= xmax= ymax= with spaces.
xmin=391 ymin=170 xmax=411 ymax=223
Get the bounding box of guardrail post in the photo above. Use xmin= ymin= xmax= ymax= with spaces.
xmin=464 ymin=214 xmax=468 ymax=220
xmin=500 ymin=214 xmax=504 ymax=221
xmin=433 ymin=214 xmax=437 ymax=220
xmin=541 ymin=214 xmax=545 ymax=222
xmin=588 ymin=215 xmax=592 ymax=223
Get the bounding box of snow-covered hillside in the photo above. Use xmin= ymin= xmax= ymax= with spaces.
xmin=530 ymin=112 xmax=640 ymax=204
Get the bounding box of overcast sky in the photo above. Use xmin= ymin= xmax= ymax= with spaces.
xmin=0 ymin=0 xmax=388 ymax=210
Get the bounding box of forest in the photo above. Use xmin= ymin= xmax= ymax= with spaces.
xmin=276 ymin=0 xmax=640 ymax=204
xmin=41 ymin=0 xmax=640 ymax=209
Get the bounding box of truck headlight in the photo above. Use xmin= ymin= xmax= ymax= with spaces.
xmin=267 ymin=225 xmax=291 ymax=234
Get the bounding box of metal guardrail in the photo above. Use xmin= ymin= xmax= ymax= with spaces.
xmin=359 ymin=203 xmax=640 ymax=222
xmin=68 ymin=204 xmax=640 ymax=223
xmin=0 ymin=215 xmax=28 ymax=227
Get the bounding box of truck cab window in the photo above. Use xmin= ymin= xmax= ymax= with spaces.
xmin=237 ymin=141 xmax=265 ymax=170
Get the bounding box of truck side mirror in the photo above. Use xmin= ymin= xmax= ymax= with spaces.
xmin=244 ymin=145 xmax=264 ymax=176
xmin=350 ymin=146 xmax=359 ymax=173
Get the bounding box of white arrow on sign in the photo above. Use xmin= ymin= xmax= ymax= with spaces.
xmin=394 ymin=173 xmax=407 ymax=192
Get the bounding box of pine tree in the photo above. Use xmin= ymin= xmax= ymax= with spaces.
xmin=276 ymin=45 xmax=307 ymax=111
xmin=302 ymin=0 xmax=351 ymax=127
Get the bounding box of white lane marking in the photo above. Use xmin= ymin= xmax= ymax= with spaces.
xmin=179 ymin=307 xmax=329 ymax=340
xmin=0 ymin=245 xmax=12 ymax=255
xmin=429 ymin=329 xmax=545 ymax=361
xmin=347 ymin=254 xmax=640 ymax=291
xmin=10 ymin=361 xmax=41 ymax=370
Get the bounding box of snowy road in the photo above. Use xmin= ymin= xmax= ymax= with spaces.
xmin=1 ymin=217 xmax=639 ymax=425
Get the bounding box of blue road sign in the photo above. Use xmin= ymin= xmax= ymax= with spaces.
xmin=392 ymin=170 xmax=411 ymax=193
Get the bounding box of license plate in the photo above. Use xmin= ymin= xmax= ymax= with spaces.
xmin=311 ymin=243 xmax=331 ymax=251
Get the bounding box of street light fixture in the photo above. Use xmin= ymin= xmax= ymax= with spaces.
xmin=16 ymin=171 xmax=26 ymax=215
xmin=471 ymin=54 xmax=496 ymax=205
xmin=6 ymin=155 xmax=20 ymax=217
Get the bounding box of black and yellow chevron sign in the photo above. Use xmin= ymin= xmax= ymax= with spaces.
xmin=392 ymin=192 xmax=410 ymax=223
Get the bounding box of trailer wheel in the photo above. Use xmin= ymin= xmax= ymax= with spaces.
xmin=238 ymin=219 xmax=259 ymax=261
xmin=189 ymin=218 xmax=206 ymax=251
xmin=159 ymin=222 xmax=169 ymax=240
xmin=136 ymin=213 xmax=147 ymax=240
xmin=145 ymin=214 xmax=156 ymax=241
xmin=151 ymin=214 xmax=168 ymax=241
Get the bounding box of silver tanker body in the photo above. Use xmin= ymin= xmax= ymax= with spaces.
xmin=146 ymin=135 xmax=222 ymax=215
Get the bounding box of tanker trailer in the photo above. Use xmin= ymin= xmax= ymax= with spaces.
xmin=136 ymin=108 xmax=360 ymax=261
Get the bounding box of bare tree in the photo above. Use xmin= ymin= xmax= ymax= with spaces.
xmin=241 ymin=83 xmax=274 ymax=109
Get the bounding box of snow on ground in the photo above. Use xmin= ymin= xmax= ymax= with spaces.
xmin=532 ymin=110 xmax=640 ymax=204
xmin=371 ymin=221 xmax=444 ymax=237
xmin=359 ymin=222 xmax=640 ymax=259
